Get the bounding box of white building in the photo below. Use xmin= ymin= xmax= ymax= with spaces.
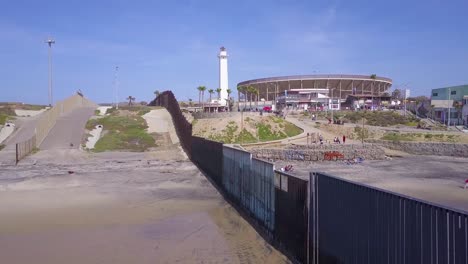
xmin=218 ymin=47 xmax=229 ymax=106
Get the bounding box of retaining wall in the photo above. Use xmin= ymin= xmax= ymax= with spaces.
xmin=250 ymin=144 xmax=386 ymax=161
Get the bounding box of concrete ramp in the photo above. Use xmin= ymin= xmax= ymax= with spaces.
xmin=142 ymin=109 xmax=179 ymax=144
xmin=40 ymin=107 xmax=96 ymax=150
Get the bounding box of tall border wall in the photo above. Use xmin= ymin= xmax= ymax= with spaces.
xmin=152 ymin=90 xmax=468 ymax=264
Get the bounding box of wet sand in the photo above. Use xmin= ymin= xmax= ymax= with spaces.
xmin=0 ymin=153 xmax=289 ymax=264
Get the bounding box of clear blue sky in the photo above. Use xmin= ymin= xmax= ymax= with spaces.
xmin=1 ymin=0 xmax=467 ymax=104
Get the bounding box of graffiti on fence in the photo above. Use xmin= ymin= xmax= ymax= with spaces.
xmin=284 ymin=150 xmax=304 ymax=161
xmin=323 ymin=151 xmax=344 ymax=161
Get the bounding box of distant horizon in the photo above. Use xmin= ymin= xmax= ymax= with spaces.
xmin=1 ymin=0 xmax=467 ymax=104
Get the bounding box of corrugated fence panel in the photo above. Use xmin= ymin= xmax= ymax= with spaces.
xmin=251 ymin=158 xmax=275 ymax=232
xmin=274 ymin=170 xmax=308 ymax=263
xmin=191 ymin=136 xmax=223 ymax=186
xmin=222 ymin=146 xmax=275 ymax=233
xmin=309 ymin=172 xmax=468 ymax=264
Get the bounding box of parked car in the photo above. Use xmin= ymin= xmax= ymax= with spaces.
xmin=263 ymin=106 xmax=272 ymax=113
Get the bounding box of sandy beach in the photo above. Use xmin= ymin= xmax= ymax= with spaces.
xmin=0 ymin=150 xmax=288 ymax=264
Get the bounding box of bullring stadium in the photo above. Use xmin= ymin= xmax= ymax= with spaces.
xmin=237 ymin=74 xmax=393 ymax=111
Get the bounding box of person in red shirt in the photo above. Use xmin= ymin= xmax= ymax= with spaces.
xmin=465 ymin=179 xmax=468 ymax=189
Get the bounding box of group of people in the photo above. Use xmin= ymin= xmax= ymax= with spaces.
xmin=333 ymin=135 xmax=346 ymax=144
xmin=317 ymin=134 xmax=346 ymax=144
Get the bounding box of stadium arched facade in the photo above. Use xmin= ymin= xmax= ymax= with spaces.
xmin=237 ymin=74 xmax=393 ymax=111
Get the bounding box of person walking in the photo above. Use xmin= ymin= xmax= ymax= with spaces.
xmin=464 ymin=179 xmax=468 ymax=189
xmin=343 ymin=135 xmax=346 ymax=144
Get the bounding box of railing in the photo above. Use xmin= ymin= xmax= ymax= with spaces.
xmin=15 ymin=135 xmax=36 ymax=164
xmin=309 ymin=172 xmax=468 ymax=264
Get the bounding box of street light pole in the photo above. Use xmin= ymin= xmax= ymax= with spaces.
xmin=331 ymin=89 xmax=334 ymax=123
xmin=114 ymin=66 xmax=119 ymax=109
xmin=45 ymin=37 xmax=55 ymax=106
xmin=448 ymin=88 xmax=451 ymax=127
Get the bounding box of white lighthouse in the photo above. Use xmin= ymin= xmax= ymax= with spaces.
xmin=218 ymin=47 xmax=229 ymax=106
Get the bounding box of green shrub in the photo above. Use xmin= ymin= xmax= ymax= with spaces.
xmin=236 ymin=129 xmax=257 ymax=143
xmin=257 ymin=123 xmax=286 ymax=141
xmin=284 ymin=122 xmax=302 ymax=137
xmin=90 ymin=114 xmax=154 ymax=152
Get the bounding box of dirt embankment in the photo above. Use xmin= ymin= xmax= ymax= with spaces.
xmin=193 ymin=113 xmax=302 ymax=143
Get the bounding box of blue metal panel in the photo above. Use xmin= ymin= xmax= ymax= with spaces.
xmin=222 ymin=146 xmax=275 ymax=232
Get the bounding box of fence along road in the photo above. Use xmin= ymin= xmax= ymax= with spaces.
xmin=12 ymin=94 xmax=96 ymax=163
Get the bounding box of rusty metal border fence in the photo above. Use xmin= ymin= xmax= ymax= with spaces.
xmin=15 ymin=135 xmax=36 ymax=164
xmin=309 ymin=172 xmax=468 ymax=264
xmin=150 ymin=91 xmax=192 ymax=157
xmin=274 ymin=170 xmax=309 ymax=263
xmin=191 ymin=136 xmax=223 ymax=186
xmin=222 ymin=146 xmax=276 ymax=233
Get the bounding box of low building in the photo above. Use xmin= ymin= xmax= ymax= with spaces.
xmin=431 ymin=84 xmax=468 ymax=126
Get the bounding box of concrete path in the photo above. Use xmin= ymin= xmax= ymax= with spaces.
xmin=40 ymin=107 xmax=96 ymax=150
xmin=2 ymin=114 xmax=43 ymax=150
xmin=285 ymin=116 xmax=358 ymax=144
xmin=142 ymin=109 xmax=179 ymax=144
xmin=0 ymin=123 xmax=15 ymax=144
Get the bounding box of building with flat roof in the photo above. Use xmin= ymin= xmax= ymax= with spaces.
xmin=237 ymin=74 xmax=392 ymax=111
xmin=431 ymin=84 xmax=468 ymax=126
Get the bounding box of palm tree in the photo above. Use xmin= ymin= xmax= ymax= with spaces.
xmin=248 ymin=86 xmax=255 ymax=110
xmin=216 ymin=88 xmax=222 ymax=99
xmin=127 ymin=96 xmax=135 ymax=106
xmin=154 ymin=90 xmax=160 ymax=97
xmin=200 ymin=86 xmax=206 ymax=109
xmin=208 ymin=89 xmax=214 ymax=103
xmin=208 ymin=89 xmax=214 ymax=112
xmin=197 ymin=86 xmax=206 ymax=107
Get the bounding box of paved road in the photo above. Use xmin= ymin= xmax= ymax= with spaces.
xmin=40 ymin=107 xmax=96 ymax=150
xmin=2 ymin=114 xmax=43 ymax=150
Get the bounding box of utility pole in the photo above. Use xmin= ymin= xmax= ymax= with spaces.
xmin=404 ymin=89 xmax=407 ymax=116
xmin=45 ymin=37 xmax=55 ymax=106
xmin=114 ymin=66 xmax=119 ymax=109
xmin=362 ymin=117 xmax=365 ymax=145
xmin=331 ymin=89 xmax=334 ymax=123
xmin=448 ymin=87 xmax=451 ymax=127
